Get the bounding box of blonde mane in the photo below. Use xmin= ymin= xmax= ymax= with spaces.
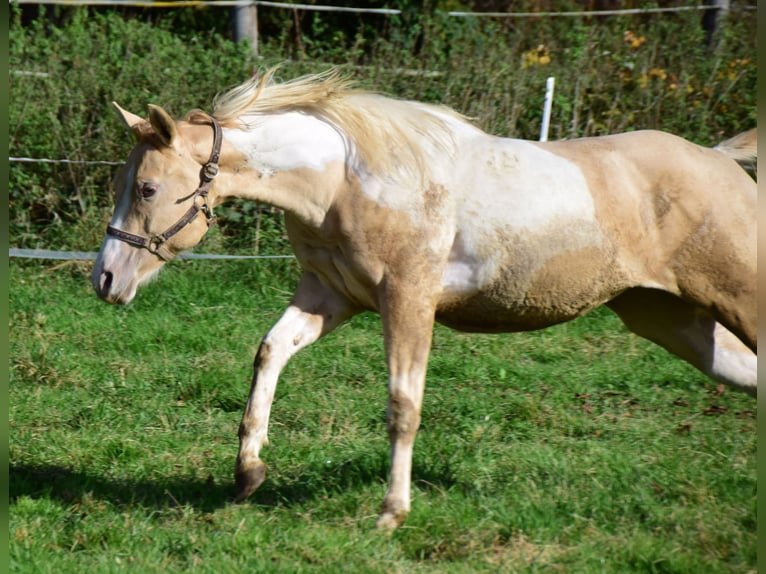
xmin=212 ymin=66 xmax=468 ymax=180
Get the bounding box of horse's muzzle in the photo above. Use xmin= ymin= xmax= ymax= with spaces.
xmin=91 ymin=263 xmax=135 ymax=305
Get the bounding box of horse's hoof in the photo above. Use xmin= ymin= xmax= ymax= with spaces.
xmin=234 ymin=461 xmax=267 ymax=501
xmin=375 ymin=510 xmax=408 ymax=530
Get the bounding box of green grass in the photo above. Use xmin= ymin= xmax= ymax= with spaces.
xmin=9 ymin=259 xmax=756 ymax=573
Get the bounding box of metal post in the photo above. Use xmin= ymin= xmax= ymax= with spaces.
xmin=233 ymin=3 xmax=259 ymax=56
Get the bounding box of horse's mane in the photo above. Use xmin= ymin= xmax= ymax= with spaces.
xmin=211 ymin=66 xmax=471 ymax=180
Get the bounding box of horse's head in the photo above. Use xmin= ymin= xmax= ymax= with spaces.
xmin=92 ymin=103 xmax=221 ymax=304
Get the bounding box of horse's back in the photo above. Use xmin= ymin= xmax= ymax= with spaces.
xmin=542 ymin=129 xmax=755 ymax=204
xmin=538 ymin=130 xmax=756 ymax=267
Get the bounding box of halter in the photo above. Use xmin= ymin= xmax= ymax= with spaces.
xmin=106 ymin=116 xmax=223 ymax=261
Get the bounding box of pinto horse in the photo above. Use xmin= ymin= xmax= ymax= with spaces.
xmin=92 ymin=68 xmax=756 ymax=529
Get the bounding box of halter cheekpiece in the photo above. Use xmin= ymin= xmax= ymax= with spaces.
xmin=106 ymin=115 xmax=223 ymax=261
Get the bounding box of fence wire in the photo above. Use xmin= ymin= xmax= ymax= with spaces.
xmin=9 ymin=248 xmax=296 ymax=261
xmin=11 ymin=0 xmax=739 ymax=17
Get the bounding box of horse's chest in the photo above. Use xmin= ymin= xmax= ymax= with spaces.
xmin=285 ymin=215 xmax=384 ymax=310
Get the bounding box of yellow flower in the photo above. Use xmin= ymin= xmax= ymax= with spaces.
xmin=522 ymin=45 xmax=551 ymax=69
xmin=623 ymin=30 xmax=646 ymax=49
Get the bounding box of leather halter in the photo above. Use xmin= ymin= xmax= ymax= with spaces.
xmin=106 ymin=116 xmax=222 ymax=261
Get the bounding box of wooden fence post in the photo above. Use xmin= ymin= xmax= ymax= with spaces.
xmin=702 ymin=0 xmax=730 ymax=48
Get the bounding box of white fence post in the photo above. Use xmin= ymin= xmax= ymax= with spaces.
xmin=539 ymin=76 xmax=555 ymax=142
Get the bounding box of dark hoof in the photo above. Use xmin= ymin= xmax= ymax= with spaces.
xmin=234 ymin=461 xmax=267 ymax=502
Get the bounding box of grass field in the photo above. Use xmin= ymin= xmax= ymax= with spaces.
xmin=9 ymin=258 xmax=756 ymax=573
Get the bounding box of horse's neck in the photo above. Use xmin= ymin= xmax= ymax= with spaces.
xmin=216 ymin=112 xmax=349 ymax=226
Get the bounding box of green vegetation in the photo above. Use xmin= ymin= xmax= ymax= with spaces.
xmin=9 ymin=3 xmax=757 ymax=572
xmin=10 ymin=260 xmax=756 ymax=571
xmin=9 ymin=3 xmax=756 ymax=253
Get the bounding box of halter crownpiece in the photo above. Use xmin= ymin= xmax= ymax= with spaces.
xmin=106 ymin=115 xmax=223 ymax=261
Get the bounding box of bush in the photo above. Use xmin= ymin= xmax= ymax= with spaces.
xmin=10 ymin=7 xmax=257 ymax=251
xmin=9 ymin=3 xmax=756 ymax=252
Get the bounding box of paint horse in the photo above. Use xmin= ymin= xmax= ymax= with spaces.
xmin=92 ymin=68 xmax=757 ymax=529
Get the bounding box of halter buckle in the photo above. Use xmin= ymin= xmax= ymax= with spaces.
xmin=147 ymin=235 xmax=165 ymax=254
xmin=204 ymin=207 xmax=217 ymax=227
xmin=202 ymin=162 xmax=219 ymax=180
xmin=190 ymin=192 xmax=215 ymax=227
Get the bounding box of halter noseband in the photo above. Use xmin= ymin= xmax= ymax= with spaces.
xmin=106 ymin=116 xmax=223 ymax=262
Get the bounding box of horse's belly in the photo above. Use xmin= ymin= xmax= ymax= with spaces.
xmin=436 ymin=229 xmax=626 ymax=333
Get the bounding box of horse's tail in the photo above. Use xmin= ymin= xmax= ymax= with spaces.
xmin=713 ymin=128 xmax=757 ymax=164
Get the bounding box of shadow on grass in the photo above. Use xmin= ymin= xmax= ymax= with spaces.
xmin=10 ymin=458 xmax=458 ymax=513
xmin=10 ymin=464 xmax=234 ymax=513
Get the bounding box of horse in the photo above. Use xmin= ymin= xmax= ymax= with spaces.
xmin=92 ymin=67 xmax=757 ymax=529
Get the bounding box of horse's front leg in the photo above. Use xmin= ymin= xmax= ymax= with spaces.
xmin=235 ymin=272 xmax=358 ymax=501
xmin=376 ymin=284 xmax=437 ymax=529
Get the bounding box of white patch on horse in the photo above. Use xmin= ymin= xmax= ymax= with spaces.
xmin=442 ymin=140 xmax=601 ymax=295
xmin=223 ymin=112 xmax=347 ymax=175
xmin=109 ymin=161 xmax=136 ymax=229
xmin=98 ymin=161 xmax=138 ymax=266
xmin=708 ymin=322 xmax=757 ymax=393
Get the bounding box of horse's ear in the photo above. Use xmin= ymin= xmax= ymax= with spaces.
xmin=112 ymin=102 xmax=145 ymax=138
xmin=147 ymin=104 xmax=178 ymax=149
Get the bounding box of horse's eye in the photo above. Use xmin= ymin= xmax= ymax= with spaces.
xmin=138 ymin=184 xmax=157 ymax=200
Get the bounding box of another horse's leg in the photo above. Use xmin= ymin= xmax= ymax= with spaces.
xmin=235 ymin=272 xmax=359 ymax=501
xmin=606 ymin=288 xmax=756 ymax=396
xmin=376 ymin=285 xmax=437 ymax=529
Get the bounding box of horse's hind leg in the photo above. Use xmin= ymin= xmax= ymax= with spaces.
xmin=606 ymin=288 xmax=756 ymax=396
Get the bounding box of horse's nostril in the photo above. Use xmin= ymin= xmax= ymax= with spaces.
xmin=100 ymin=271 xmax=113 ymax=294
